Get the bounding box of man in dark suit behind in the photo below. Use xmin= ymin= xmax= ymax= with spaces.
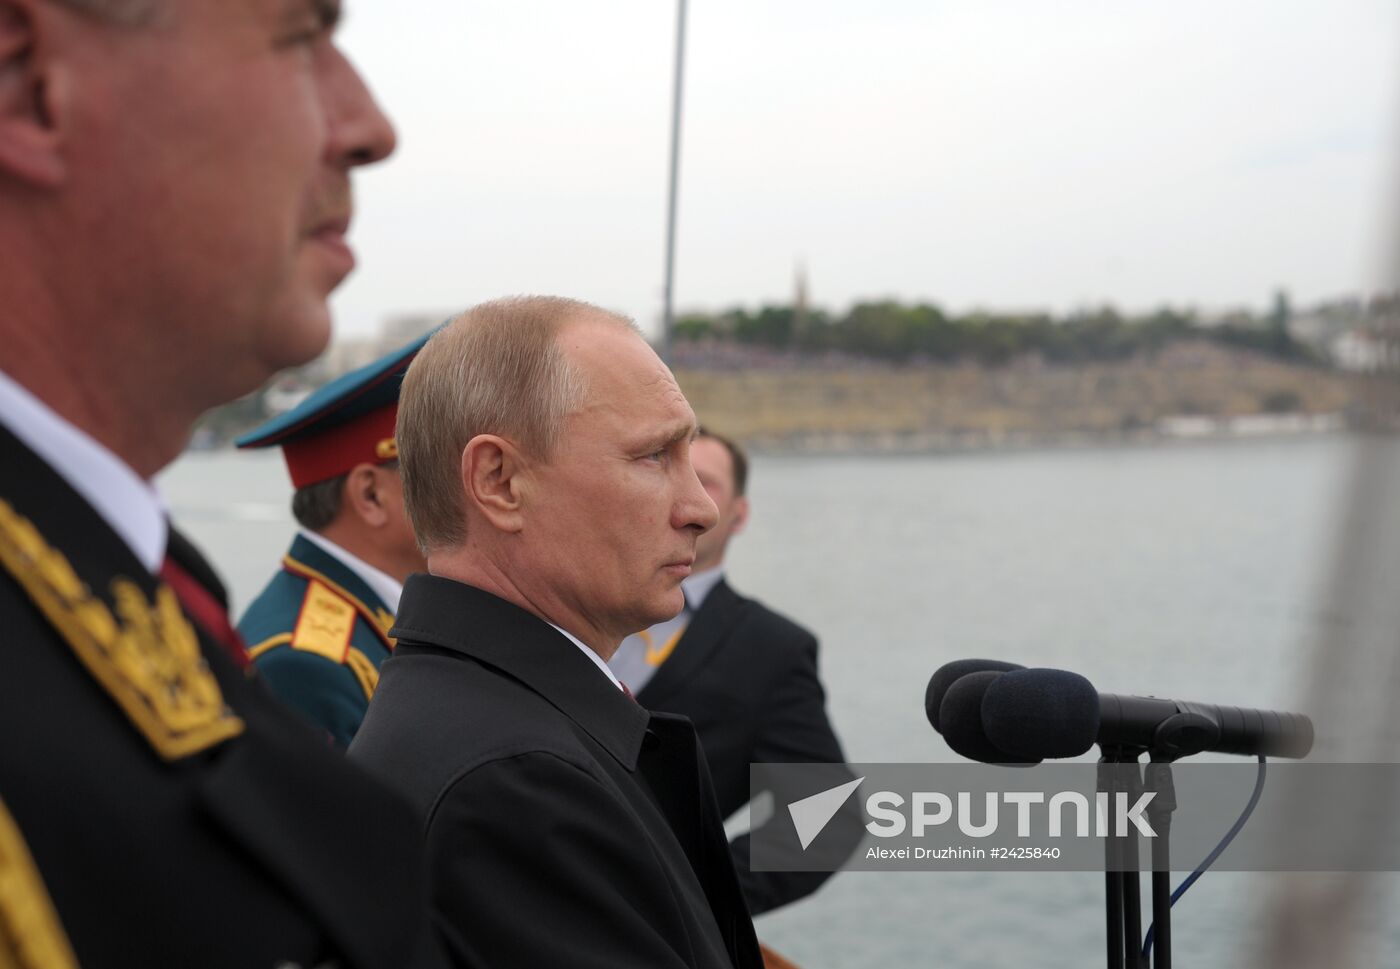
xmin=609 ymin=430 xmax=848 ymax=916
xmin=350 ymin=296 xmax=763 ymax=969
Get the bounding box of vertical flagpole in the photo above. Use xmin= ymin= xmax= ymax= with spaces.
xmin=660 ymin=0 xmax=688 ymax=362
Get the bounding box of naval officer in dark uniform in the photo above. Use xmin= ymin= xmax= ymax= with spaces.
xmin=237 ymin=335 xmax=429 ymax=745
xmin=0 ymin=1 xmax=447 ymax=965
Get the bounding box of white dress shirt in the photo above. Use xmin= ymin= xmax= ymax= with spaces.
xmin=0 ymin=369 xmax=167 ymax=573
xmin=679 ymin=566 xmax=725 ymax=612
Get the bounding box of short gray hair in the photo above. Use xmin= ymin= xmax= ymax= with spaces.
xmin=290 ymin=474 xmax=346 ymax=532
xmin=397 ymin=296 xmax=639 ymax=552
xmin=289 ymin=459 xmax=401 ymax=532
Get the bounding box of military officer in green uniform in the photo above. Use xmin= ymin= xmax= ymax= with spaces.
xmin=237 ymin=335 xmax=429 ymax=745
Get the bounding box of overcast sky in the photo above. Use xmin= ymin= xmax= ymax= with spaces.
xmin=330 ymin=1 xmax=1400 ymax=340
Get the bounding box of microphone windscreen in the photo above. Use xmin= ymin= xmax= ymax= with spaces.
xmin=983 ymin=668 xmax=1100 ymax=759
xmin=939 ymin=670 xmax=1039 ymax=765
xmin=926 ymin=659 xmax=1024 ymax=734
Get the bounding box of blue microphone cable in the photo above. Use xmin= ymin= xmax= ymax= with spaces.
xmin=1142 ymin=754 xmax=1268 ymax=961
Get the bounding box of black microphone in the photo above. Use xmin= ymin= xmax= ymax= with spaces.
xmin=925 ymin=659 xmax=1024 ymax=734
xmin=939 ymin=670 xmax=1039 ymax=765
xmin=981 ymin=668 xmax=1315 ymax=760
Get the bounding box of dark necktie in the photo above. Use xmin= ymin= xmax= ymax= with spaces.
xmin=159 ymin=554 xmax=250 ymax=669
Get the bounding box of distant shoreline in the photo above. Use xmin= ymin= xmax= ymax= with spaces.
xmin=741 ymin=418 xmax=1355 ymax=457
xmin=676 ymin=342 xmax=1400 ymax=456
xmin=194 ymin=341 xmax=1400 ymax=456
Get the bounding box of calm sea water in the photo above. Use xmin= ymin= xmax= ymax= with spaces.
xmin=161 ymin=434 xmax=1399 ymax=968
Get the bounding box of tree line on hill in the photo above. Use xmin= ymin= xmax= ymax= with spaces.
xmin=673 ymin=295 xmax=1312 ymax=366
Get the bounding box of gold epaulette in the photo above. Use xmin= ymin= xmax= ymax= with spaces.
xmin=247 ymin=627 xmax=380 ymax=703
xmin=247 ymin=580 xmax=383 ymax=702
xmin=281 ymin=556 xmax=396 ymax=651
xmin=0 ymin=797 xmax=78 ymax=969
xmin=291 ymin=582 xmax=382 ymax=701
xmin=291 ymin=581 xmax=357 ymax=663
xmin=0 ymin=499 xmax=244 ymax=761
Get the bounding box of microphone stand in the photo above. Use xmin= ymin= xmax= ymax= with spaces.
xmin=1142 ymin=758 xmax=1177 ymax=969
xmin=1098 ymin=747 xmax=1147 ymax=969
xmin=1139 ymin=708 xmax=1223 ymax=968
xmin=1122 ymin=760 xmax=1148 ymax=968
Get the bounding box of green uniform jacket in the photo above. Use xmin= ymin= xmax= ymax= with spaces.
xmin=238 ymin=534 xmax=396 ymax=746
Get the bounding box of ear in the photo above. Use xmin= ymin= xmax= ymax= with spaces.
xmin=729 ymin=495 xmax=750 ymax=536
xmin=341 ymin=463 xmax=390 ymax=527
xmin=460 ymin=435 xmax=525 ymax=534
xmin=0 ymin=0 xmax=67 ymax=187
